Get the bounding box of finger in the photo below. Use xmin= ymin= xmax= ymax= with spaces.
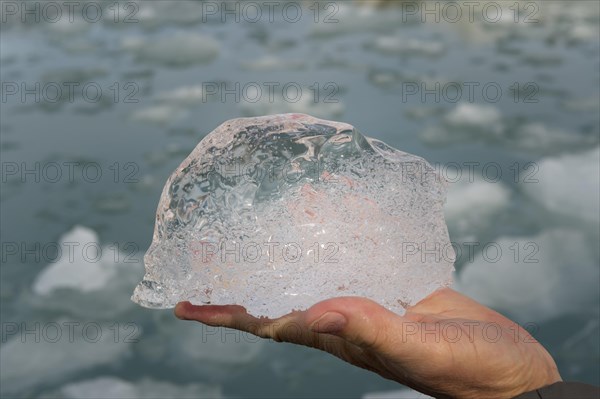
xmin=174 ymin=301 xmax=268 ymax=337
xmin=304 ymin=296 xmax=411 ymax=354
xmin=174 ymin=301 xmax=356 ymax=350
xmin=174 ymin=301 xmax=246 ymax=324
xmin=174 ymin=301 xmax=321 ymax=343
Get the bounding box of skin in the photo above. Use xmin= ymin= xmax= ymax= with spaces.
xmin=175 ymin=288 xmax=562 ymax=399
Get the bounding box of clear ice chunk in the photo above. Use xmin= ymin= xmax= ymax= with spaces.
xmin=132 ymin=114 xmax=454 ymax=318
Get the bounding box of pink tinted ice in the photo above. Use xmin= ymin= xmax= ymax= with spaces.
xmin=132 ymin=114 xmax=454 ymax=318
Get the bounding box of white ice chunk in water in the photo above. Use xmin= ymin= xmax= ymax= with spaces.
xmin=240 ymin=86 xmax=345 ymax=120
xmin=443 ymin=103 xmax=503 ymax=134
xmin=0 ymin=320 xmax=131 ymax=395
xmin=33 ymin=226 xmax=116 ymax=295
xmin=445 ymin=176 xmax=511 ymax=240
xmin=523 ymin=147 xmax=600 ymax=223
xmin=52 ymin=377 xmax=138 ymax=399
xmin=420 ymin=104 xmax=504 ymax=145
xmin=134 ymin=1 xmax=205 ymax=28
xmin=40 ymin=377 xmax=222 ymax=399
xmin=420 ymin=104 xmax=598 ymax=153
xmin=512 ymin=123 xmax=598 ymax=152
xmin=367 ymin=35 xmax=445 ymax=57
xmin=457 ymin=229 xmax=599 ymax=323
xmin=239 ymin=55 xmax=306 ymax=71
xmin=130 ymin=104 xmax=188 ymax=126
xmin=155 ymin=85 xmax=207 ymax=106
xmin=139 ymin=312 xmax=264 ymax=375
xmin=31 ymin=225 xmax=143 ymax=317
xmin=121 ymin=32 xmax=219 ymax=67
xmin=310 ymin=4 xmax=402 ymax=37
xmin=132 ymin=114 xmax=454 ymax=318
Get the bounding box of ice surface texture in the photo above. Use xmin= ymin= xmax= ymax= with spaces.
xmin=132 ymin=114 xmax=454 ymax=317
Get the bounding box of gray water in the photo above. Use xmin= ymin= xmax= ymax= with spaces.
xmin=1 ymin=1 xmax=599 ymax=398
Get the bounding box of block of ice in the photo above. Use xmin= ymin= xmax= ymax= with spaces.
xmin=132 ymin=114 xmax=454 ymax=317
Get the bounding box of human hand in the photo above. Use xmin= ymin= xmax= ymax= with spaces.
xmin=174 ymin=288 xmax=562 ymax=399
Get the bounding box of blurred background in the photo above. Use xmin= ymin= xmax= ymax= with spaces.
xmin=1 ymin=1 xmax=598 ymax=398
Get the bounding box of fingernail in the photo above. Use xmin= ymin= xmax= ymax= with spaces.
xmin=309 ymin=312 xmax=347 ymax=334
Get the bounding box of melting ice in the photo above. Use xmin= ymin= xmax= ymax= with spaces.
xmin=132 ymin=114 xmax=454 ymax=317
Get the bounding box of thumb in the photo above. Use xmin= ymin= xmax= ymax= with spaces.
xmin=305 ymin=297 xmax=409 ymax=351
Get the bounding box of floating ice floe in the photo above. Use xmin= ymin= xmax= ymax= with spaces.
xmin=522 ymin=147 xmax=600 ymax=224
xmin=457 ymin=228 xmax=599 ymax=323
xmin=44 ymin=17 xmax=90 ymax=36
xmin=240 ymin=88 xmax=345 ymax=119
xmin=420 ymin=104 xmax=504 ymax=145
xmin=33 ymin=226 xmax=116 ymax=295
xmin=367 ymin=69 xmax=451 ymax=90
xmin=133 ymin=1 xmax=205 ymax=29
xmin=131 ymin=85 xmax=216 ymax=125
xmin=39 ymin=376 xmax=222 ymax=399
xmin=445 ymin=176 xmax=511 ymax=242
xmin=130 ymin=105 xmax=189 ymax=126
xmin=173 ymin=322 xmax=264 ymax=366
xmin=567 ymin=24 xmax=600 ymax=43
xmin=540 ymin=1 xmax=600 ymax=44
xmin=310 ymin=3 xmax=403 ymax=37
xmin=30 ymin=225 xmax=143 ymax=317
xmin=366 ymin=35 xmax=445 ymax=57
xmin=0 ymin=319 xmax=131 ymax=395
xmin=155 ymin=85 xmax=207 ymax=106
xmin=444 ymin=103 xmax=503 ymax=133
xmin=239 ymin=55 xmax=307 ymax=71
xmin=514 ymin=123 xmax=598 ymax=153
xmin=139 ymin=312 xmax=264 ymax=377
xmin=122 ymin=33 xmax=219 ymax=67
xmin=561 ymin=96 xmax=600 ymax=113
xmin=420 ymin=104 xmax=598 ymax=153
xmin=404 ymin=106 xmax=445 ymax=120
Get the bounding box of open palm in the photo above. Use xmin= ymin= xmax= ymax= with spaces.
xmin=175 ymin=288 xmax=561 ymax=398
